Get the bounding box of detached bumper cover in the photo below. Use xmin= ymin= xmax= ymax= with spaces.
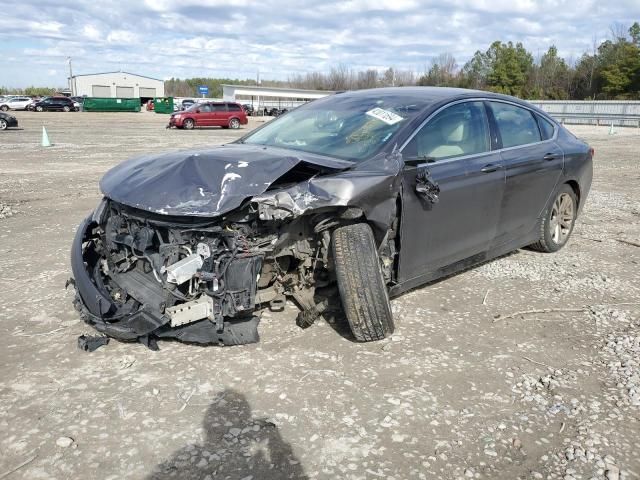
xmin=70 ymin=217 xmax=260 ymax=346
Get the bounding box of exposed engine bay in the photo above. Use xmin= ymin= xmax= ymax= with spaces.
xmin=72 ymin=198 xmax=392 ymax=348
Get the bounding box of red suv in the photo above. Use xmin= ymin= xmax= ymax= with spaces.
xmin=168 ymin=102 xmax=248 ymax=130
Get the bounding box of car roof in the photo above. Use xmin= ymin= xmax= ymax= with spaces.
xmin=340 ymin=86 xmax=533 ymax=109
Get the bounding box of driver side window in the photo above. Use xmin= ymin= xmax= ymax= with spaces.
xmin=404 ymin=101 xmax=490 ymax=161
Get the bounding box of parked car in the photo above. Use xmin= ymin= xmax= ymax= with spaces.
xmin=179 ymin=99 xmax=195 ymax=111
xmin=32 ymin=96 xmax=77 ymax=112
xmin=242 ymin=104 xmax=254 ymax=116
xmin=25 ymin=97 xmax=42 ymax=111
xmin=267 ymin=107 xmax=288 ymax=117
xmin=70 ymin=96 xmax=84 ymax=110
xmin=167 ymin=102 xmax=248 ymax=129
xmin=70 ymin=87 xmax=593 ymax=348
xmin=0 ymin=96 xmax=32 ymax=111
xmin=0 ymin=111 xmax=18 ymax=130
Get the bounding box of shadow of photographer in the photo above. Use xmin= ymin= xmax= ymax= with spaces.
xmin=147 ymin=389 xmax=308 ymax=480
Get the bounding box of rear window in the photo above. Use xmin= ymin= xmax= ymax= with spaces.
xmin=490 ymin=102 xmax=541 ymax=148
xmin=536 ymin=113 xmax=555 ymax=140
xmin=227 ymin=104 xmax=242 ymax=112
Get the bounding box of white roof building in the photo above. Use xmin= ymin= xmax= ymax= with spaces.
xmin=70 ymin=71 xmax=164 ymax=99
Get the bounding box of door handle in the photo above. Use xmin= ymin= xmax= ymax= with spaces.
xmin=480 ymin=164 xmax=500 ymax=173
xmin=543 ymin=153 xmax=556 ymax=161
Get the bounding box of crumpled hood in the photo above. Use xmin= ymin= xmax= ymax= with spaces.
xmin=100 ymin=144 xmax=352 ymax=216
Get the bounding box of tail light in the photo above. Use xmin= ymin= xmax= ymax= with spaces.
xmin=589 ymin=147 xmax=595 ymax=157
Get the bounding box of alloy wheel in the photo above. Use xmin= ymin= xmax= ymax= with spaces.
xmin=549 ymin=192 xmax=574 ymax=245
xmin=0 ymin=119 xmax=7 ymax=130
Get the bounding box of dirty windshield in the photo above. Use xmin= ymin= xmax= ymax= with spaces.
xmin=242 ymin=94 xmax=428 ymax=161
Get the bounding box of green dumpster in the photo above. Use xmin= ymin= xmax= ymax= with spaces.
xmin=83 ymin=97 xmax=141 ymax=112
xmin=154 ymin=97 xmax=174 ymax=114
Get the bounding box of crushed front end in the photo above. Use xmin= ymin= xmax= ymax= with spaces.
xmin=70 ymin=199 xmax=336 ymax=348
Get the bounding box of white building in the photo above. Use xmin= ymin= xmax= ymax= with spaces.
xmin=70 ymin=71 xmax=164 ymax=99
xmin=222 ymin=84 xmax=333 ymax=110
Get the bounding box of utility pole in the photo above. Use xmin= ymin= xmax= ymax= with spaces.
xmin=67 ymin=57 xmax=74 ymax=96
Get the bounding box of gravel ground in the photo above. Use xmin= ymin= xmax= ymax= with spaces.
xmin=0 ymin=112 xmax=638 ymax=480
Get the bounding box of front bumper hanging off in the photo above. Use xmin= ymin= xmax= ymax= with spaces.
xmin=70 ymin=217 xmax=260 ymax=348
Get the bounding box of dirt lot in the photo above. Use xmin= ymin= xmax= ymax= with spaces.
xmin=0 ymin=111 xmax=638 ymax=480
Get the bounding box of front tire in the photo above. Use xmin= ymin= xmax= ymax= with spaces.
xmin=63 ymin=106 xmax=70 ymax=112
xmin=0 ymin=119 xmax=7 ymax=130
xmin=183 ymin=118 xmax=195 ymax=130
xmin=530 ymin=184 xmax=577 ymax=253
xmin=0 ymin=105 xmax=8 ymax=112
xmin=36 ymin=106 xmax=43 ymax=112
xmin=332 ymin=223 xmax=394 ymax=342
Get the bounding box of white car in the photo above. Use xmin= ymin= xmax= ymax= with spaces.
xmin=0 ymin=97 xmax=32 ymax=111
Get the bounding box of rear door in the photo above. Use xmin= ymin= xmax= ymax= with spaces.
xmin=488 ymin=101 xmax=564 ymax=247
xmin=397 ymin=100 xmax=505 ymax=283
xmin=211 ymin=103 xmax=228 ymax=126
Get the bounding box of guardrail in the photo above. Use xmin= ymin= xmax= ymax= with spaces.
xmin=528 ymin=100 xmax=640 ymax=127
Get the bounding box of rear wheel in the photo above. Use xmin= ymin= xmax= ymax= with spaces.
xmin=332 ymin=223 xmax=394 ymax=342
xmin=183 ymin=118 xmax=195 ymax=130
xmin=36 ymin=106 xmax=43 ymax=112
xmin=530 ymin=184 xmax=577 ymax=253
xmin=0 ymin=105 xmax=8 ymax=112
xmin=229 ymin=118 xmax=241 ymax=129
xmin=0 ymin=119 xmax=7 ymax=130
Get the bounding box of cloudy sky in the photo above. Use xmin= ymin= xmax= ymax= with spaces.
xmin=1 ymin=0 xmax=638 ymax=88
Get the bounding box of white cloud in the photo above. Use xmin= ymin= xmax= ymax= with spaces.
xmin=0 ymin=0 xmax=639 ymax=87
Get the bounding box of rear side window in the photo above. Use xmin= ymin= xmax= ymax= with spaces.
xmin=403 ymin=101 xmax=490 ymax=161
xmin=227 ymin=104 xmax=241 ymax=112
xmin=490 ymin=102 xmax=541 ymax=148
xmin=536 ymin=113 xmax=555 ymax=140
xmin=211 ymin=104 xmax=227 ymax=112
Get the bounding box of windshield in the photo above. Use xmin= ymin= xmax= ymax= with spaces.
xmin=242 ymin=93 xmax=429 ymax=161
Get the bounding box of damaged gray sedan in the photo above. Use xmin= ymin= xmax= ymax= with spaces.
xmin=71 ymin=87 xmax=593 ymax=348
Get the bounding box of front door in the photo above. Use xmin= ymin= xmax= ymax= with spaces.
xmin=397 ymin=100 xmax=505 ymax=284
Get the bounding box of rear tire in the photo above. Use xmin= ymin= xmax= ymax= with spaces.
xmin=36 ymin=106 xmax=43 ymax=112
xmin=229 ymin=118 xmax=241 ymax=129
xmin=0 ymin=105 xmax=8 ymax=112
xmin=332 ymin=223 xmax=394 ymax=342
xmin=529 ymin=184 xmax=577 ymax=253
xmin=183 ymin=118 xmax=195 ymax=130
xmin=0 ymin=119 xmax=7 ymax=130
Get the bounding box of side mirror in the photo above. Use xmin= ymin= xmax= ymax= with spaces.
xmin=415 ymin=167 xmax=440 ymax=204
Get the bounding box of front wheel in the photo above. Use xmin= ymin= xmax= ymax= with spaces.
xmin=0 ymin=105 xmax=8 ymax=112
xmin=36 ymin=106 xmax=43 ymax=112
xmin=530 ymin=185 xmax=577 ymax=253
xmin=63 ymin=106 xmax=70 ymax=112
xmin=229 ymin=118 xmax=241 ymax=129
xmin=183 ymin=118 xmax=195 ymax=130
xmin=332 ymin=223 xmax=394 ymax=342
xmin=0 ymin=119 xmax=7 ymax=130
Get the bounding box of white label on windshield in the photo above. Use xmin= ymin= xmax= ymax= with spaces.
xmin=366 ymin=107 xmax=404 ymax=125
